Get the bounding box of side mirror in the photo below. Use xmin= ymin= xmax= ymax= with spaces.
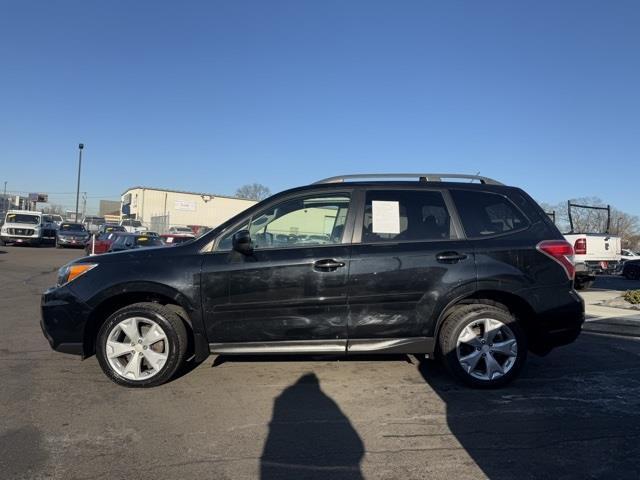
xmin=232 ymin=229 xmax=253 ymax=255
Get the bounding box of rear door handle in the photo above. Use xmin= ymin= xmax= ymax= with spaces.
xmin=436 ymin=251 xmax=468 ymax=263
xmin=313 ymin=259 xmax=346 ymax=271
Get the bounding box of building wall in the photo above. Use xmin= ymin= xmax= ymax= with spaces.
xmin=122 ymin=188 xmax=257 ymax=228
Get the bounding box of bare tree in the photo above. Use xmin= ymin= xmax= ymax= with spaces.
xmin=235 ymin=183 xmax=271 ymax=201
xmin=540 ymin=197 xmax=640 ymax=248
xmin=41 ymin=204 xmax=66 ymax=215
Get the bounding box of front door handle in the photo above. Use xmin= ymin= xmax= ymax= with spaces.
xmin=313 ymin=259 xmax=346 ymax=271
xmin=436 ymin=251 xmax=468 ymax=263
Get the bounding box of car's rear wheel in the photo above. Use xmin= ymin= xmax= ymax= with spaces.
xmin=438 ymin=304 xmax=527 ymax=388
xmin=96 ymin=302 xmax=188 ymax=387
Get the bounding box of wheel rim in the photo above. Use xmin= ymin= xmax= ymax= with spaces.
xmin=105 ymin=317 xmax=169 ymax=381
xmin=456 ymin=318 xmax=518 ymax=381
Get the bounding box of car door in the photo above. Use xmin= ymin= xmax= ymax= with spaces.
xmin=201 ymin=190 xmax=356 ymax=350
xmin=346 ymin=188 xmax=476 ymax=350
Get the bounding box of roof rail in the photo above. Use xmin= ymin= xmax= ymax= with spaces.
xmin=313 ymin=173 xmax=504 ymax=185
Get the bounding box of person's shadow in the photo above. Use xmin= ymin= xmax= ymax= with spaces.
xmin=260 ymin=373 xmax=364 ymax=480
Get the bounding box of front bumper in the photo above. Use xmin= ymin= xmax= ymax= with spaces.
xmin=41 ymin=285 xmax=92 ymax=356
xmin=57 ymin=236 xmax=89 ymax=247
xmin=1 ymin=235 xmax=41 ymax=245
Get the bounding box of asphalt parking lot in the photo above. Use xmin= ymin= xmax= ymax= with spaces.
xmin=2 ymin=246 xmax=640 ymax=480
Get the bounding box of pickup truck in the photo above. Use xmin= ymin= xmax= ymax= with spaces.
xmin=563 ymin=202 xmax=622 ymax=290
xmin=564 ymin=233 xmax=621 ymax=288
xmin=0 ymin=210 xmax=57 ymax=246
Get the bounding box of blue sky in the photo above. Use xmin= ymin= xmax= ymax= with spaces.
xmin=1 ymin=1 xmax=639 ymax=215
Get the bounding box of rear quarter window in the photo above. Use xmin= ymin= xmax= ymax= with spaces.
xmin=450 ymin=189 xmax=529 ymax=238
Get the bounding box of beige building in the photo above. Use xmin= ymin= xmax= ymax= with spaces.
xmin=121 ymin=186 xmax=257 ymax=232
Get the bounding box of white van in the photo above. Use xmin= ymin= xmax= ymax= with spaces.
xmin=0 ymin=210 xmax=57 ymax=246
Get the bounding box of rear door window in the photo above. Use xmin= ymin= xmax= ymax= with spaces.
xmin=361 ymin=190 xmax=454 ymax=243
xmin=450 ymin=190 xmax=529 ymax=238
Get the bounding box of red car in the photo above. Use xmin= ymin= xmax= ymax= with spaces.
xmin=160 ymin=233 xmax=195 ymax=246
xmin=84 ymin=231 xmax=124 ymax=255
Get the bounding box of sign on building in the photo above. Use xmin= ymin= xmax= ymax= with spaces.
xmin=174 ymin=200 xmax=196 ymax=211
xmin=28 ymin=193 xmax=49 ymax=203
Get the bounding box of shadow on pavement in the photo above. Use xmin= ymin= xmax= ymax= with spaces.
xmin=417 ymin=332 xmax=640 ymax=479
xmin=260 ymin=373 xmax=364 ymax=480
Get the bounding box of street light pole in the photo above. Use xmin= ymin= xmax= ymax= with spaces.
xmin=75 ymin=143 xmax=84 ymax=222
xmin=2 ymin=181 xmax=6 ymax=213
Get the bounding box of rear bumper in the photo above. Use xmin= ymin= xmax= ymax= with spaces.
xmin=520 ymin=286 xmax=585 ymax=354
xmin=584 ymin=260 xmax=620 ymax=275
xmin=41 ymin=285 xmax=91 ymax=356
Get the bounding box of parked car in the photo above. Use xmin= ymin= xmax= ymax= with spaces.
xmin=50 ymin=214 xmax=64 ymax=227
xmin=108 ymin=233 xmax=164 ymax=252
xmin=120 ymin=219 xmax=148 ymax=233
xmin=621 ymin=249 xmax=640 ymax=263
xmin=85 ymin=231 xmax=126 ymax=255
xmin=56 ymin=223 xmax=90 ymax=248
xmin=41 ymin=173 xmax=584 ymax=388
xmin=1 ymin=210 xmax=57 ymax=246
xmin=168 ymin=226 xmax=194 ymax=234
xmin=622 ymin=259 xmax=640 ymax=280
xmin=82 ymin=216 xmax=106 ymax=234
xmin=160 ymin=233 xmax=195 ymax=246
xmin=98 ymin=224 xmax=126 ymax=235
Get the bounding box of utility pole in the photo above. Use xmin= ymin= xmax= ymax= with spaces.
xmin=2 ymin=181 xmax=6 ymax=213
xmin=81 ymin=192 xmax=87 ymax=219
xmin=75 ymin=143 xmax=84 ymax=221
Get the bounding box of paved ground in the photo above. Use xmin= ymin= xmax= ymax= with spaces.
xmin=2 ymin=246 xmax=640 ymax=480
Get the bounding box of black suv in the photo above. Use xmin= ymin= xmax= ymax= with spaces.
xmin=41 ymin=174 xmax=584 ymax=388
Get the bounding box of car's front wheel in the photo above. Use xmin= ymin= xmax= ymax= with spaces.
xmin=96 ymin=302 xmax=188 ymax=387
xmin=438 ymin=304 xmax=527 ymax=388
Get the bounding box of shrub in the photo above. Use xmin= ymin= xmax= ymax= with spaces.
xmin=623 ymin=290 xmax=640 ymax=305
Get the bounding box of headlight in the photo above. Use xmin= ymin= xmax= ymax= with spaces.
xmin=57 ymin=263 xmax=98 ymax=286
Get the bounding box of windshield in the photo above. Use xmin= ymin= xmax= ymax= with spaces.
xmin=114 ymin=235 xmax=163 ymax=248
xmin=60 ymin=223 xmax=86 ymax=232
xmin=5 ymin=213 xmax=40 ymax=225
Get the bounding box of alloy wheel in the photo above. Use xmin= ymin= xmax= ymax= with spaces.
xmin=105 ymin=317 xmax=169 ymax=380
xmin=456 ymin=318 xmax=518 ymax=381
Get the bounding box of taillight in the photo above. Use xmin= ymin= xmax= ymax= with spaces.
xmin=536 ymin=240 xmax=575 ymax=280
xmin=574 ymin=238 xmax=587 ymax=255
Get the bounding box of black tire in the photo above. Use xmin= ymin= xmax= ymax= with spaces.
xmin=438 ymin=304 xmax=527 ymax=388
xmin=625 ymin=269 xmax=640 ymax=280
xmin=574 ymin=278 xmax=594 ymax=290
xmin=96 ymin=302 xmax=188 ymax=388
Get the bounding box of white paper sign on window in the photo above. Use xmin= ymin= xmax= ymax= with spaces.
xmin=371 ymin=200 xmax=400 ymax=234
